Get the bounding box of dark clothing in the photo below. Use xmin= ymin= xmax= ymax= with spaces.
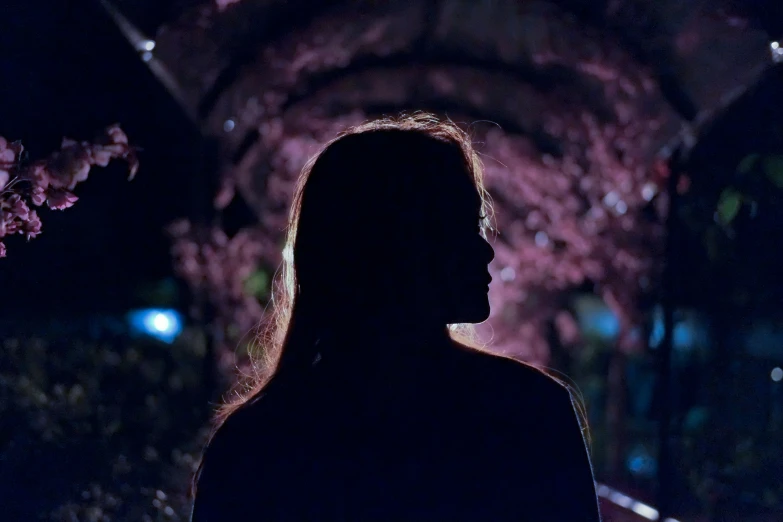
xmin=191 ymin=347 xmax=601 ymax=521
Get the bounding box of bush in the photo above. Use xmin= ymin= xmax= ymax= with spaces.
xmin=0 ymin=327 xmax=211 ymax=521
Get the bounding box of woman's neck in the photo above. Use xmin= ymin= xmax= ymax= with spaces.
xmin=313 ymin=316 xmax=452 ymax=376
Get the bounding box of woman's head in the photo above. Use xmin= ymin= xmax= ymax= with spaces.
xmin=287 ymin=113 xmax=495 ymax=332
xmin=216 ymin=113 xmax=495 ymax=422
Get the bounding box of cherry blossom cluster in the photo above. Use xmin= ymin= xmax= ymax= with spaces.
xmin=182 ymin=0 xmax=679 ymax=363
xmin=214 ymin=0 xmax=241 ymax=12
xmin=203 ymin=2 xmax=673 ymax=361
xmin=478 ymin=112 xmax=667 ymax=357
xmin=167 ymin=220 xmax=275 ymax=370
xmin=237 ymin=108 xmax=666 ymax=361
xmin=0 ymin=125 xmax=138 ymax=257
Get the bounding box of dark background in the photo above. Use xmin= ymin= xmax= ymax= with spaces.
xmin=2 ymin=1 xmax=783 ymax=521
xmin=0 ymin=0 xmax=199 ymax=318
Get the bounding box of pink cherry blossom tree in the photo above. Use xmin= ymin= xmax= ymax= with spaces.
xmin=166 ymin=2 xmax=676 ymax=388
xmin=166 ymin=4 xmax=675 ymax=480
xmin=147 ymin=0 xmax=769 ymax=490
xmin=166 ymin=219 xmax=278 ymax=377
xmin=0 ymin=124 xmax=138 ymax=258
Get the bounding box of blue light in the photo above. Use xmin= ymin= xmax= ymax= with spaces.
xmin=579 ymin=307 xmax=620 ymax=340
xmin=573 ymin=298 xmax=706 ymax=350
xmin=626 ymin=448 xmax=657 ymax=477
xmin=674 ymin=323 xmax=693 ymax=347
xmin=648 ymin=306 xmax=705 ymax=351
xmin=127 ymin=308 xmax=183 ymax=343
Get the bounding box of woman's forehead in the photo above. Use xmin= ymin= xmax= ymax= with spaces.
xmin=419 ymin=184 xmax=482 ymax=228
xmin=441 ymin=175 xmax=483 ymax=213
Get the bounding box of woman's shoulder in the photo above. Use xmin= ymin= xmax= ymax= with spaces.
xmin=451 ymin=349 xmax=582 ymax=435
xmin=191 ymin=392 xmax=306 ymax=519
xmin=446 ymin=346 xmax=574 ymax=418
xmin=199 ymin=404 xmax=258 ymax=466
xmin=220 ymin=385 xmax=297 ymax=431
xmin=195 ymin=394 xmax=289 ymax=488
xmin=453 ymin=346 xmax=568 ymax=394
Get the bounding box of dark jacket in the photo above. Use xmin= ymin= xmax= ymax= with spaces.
xmin=191 ymin=346 xmax=601 ymax=521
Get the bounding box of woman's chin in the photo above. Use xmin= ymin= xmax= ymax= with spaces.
xmin=450 ymin=300 xmax=491 ymax=324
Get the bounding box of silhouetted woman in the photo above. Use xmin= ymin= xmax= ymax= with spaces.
xmin=191 ymin=114 xmax=601 ymax=521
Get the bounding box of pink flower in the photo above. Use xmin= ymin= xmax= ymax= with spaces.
xmin=6 ymin=219 xmax=20 ymax=234
xmin=0 ymin=145 xmax=16 ymax=164
xmin=105 ymin=124 xmax=129 ymax=145
xmin=126 ymin=153 xmax=139 ymax=180
xmin=7 ymin=194 xmax=29 ymax=220
xmin=0 ymin=137 xmax=22 ymax=168
xmin=0 ymin=241 xmax=5 ymax=258
xmin=22 ymin=209 xmax=42 ymax=239
xmin=90 ymin=125 xmax=139 ymax=180
xmin=214 ymin=181 xmax=236 ymax=209
xmin=0 ymin=124 xmax=137 ymax=257
xmin=26 ymin=163 xmax=51 ymax=191
xmin=49 ymin=143 xmax=91 ymax=190
xmin=46 ymin=189 xmax=79 ymax=210
xmin=168 ymin=221 xmax=269 ymax=365
xmin=215 ymin=0 xmax=242 ymax=11
xmin=89 ymin=147 xmax=113 ymax=167
xmin=30 ymin=186 xmax=46 ymax=206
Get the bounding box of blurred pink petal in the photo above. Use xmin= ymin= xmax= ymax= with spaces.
xmin=7 ymin=194 xmax=29 ymax=219
xmin=4 ymin=220 xmax=19 ymax=234
xmin=215 ymin=0 xmax=242 ymax=11
xmin=46 ymin=189 xmax=79 ymax=210
xmin=214 ymin=181 xmax=235 ymax=209
xmin=90 ymin=148 xmax=113 ymax=167
xmin=26 ymin=163 xmax=51 ymax=190
xmin=30 ymin=186 xmax=46 ymax=206
xmin=555 ymin=311 xmax=581 ymax=345
xmin=22 ymin=209 xmax=42 ymax=239
xmin=166 ymin=219 xmax=191 ymax=237
xmin=105 ymin=124 xmax=128 ymax=145
xmin=69 ymin=159 xmax=91 ymax=186
xmin=0 ymin=147 xmax=15 ymax=164
xmin=48 ymin=146 xmax=91 ymax=190
xmin=126 ymin=151 xmax=139 ymax=180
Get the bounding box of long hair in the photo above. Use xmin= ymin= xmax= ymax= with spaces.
xmin=215 ymin=113 xmax=495 ymax=426
xmin=192 ymin=113 xmax=592 ymax=498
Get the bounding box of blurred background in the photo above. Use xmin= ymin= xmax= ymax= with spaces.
xmin=1 ymin=0 xmax=782 ymax=520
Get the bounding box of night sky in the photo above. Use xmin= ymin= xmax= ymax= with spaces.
xmin=1 ymin=0 xmax=203 ymax=319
